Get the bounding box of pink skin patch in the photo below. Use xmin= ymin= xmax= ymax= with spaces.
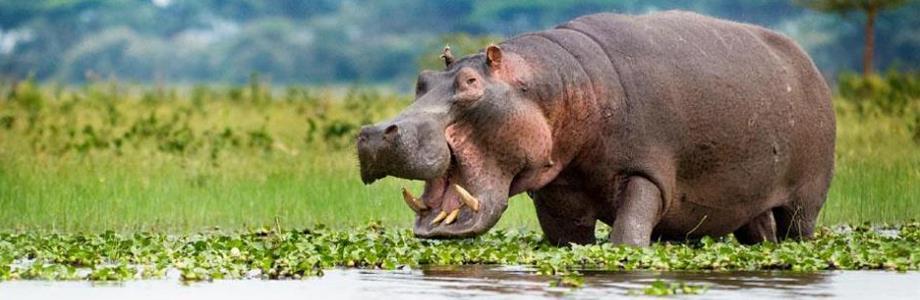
xmin=418 ymin=124 xmax=484 ymax=215
xmin=420 ymin=176 xmax=461 ymax=213
xmin=417 ymin=104 xmax=560 ymax=220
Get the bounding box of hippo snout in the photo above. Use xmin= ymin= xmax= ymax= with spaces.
xmin=356 ymin=117 xmax=451 ymax=184
xmin=356 ymin=124 xmax=398 ymax=184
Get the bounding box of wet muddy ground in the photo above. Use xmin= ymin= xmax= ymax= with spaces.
xmin=1 ymin=266 xmax=917 ymax=299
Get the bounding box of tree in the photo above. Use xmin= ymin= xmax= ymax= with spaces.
xmin=797 ymin=0 xmax=910 ymax=76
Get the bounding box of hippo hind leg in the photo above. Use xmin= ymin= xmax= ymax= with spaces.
xmin=773 ymin=203 xmax=821 ymax=241
xmin=530 ymin=185 xmax=597 ymax=246
xmin=734 ymin=210 xmax=778 ymax=244
xmin=737 ymin=188 xmax=824 ymax=244
xmin=773 ymin=178 xmax=828 ymax=241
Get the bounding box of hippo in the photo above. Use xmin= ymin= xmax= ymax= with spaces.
xmin=356 ymin=11 xmax=835 ymax=246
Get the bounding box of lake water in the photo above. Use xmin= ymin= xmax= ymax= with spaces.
xmin=1 ymin=266 xmax=917 ymax=299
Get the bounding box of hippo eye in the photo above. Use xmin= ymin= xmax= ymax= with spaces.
xmin=452 ymin=68 xmax=484 ymax=102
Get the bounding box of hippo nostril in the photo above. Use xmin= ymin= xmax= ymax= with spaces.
xmin=384 ymin=124 xmax=399 ymax=141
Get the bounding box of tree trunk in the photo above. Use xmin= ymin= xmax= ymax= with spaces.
xmin=863 ymin=5 xmax=877 ymax=76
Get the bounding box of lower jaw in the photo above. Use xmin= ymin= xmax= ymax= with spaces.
xmin=410 ymin=188 xmax=493 ymax=238
xmin=413 ymin=192 xmax=514 ymax=239
xmin=412 ymin=198 xmax=476 ymax=236
xmin=402 ymin=165 xmax=511 ymax=237
xmin=413 ymin=216 xmax=481 ymax=238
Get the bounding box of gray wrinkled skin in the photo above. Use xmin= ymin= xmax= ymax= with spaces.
xmin=357 ymin=11 xmax=835 ymax=246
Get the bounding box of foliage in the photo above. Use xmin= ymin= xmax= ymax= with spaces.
xmin=837 ymin=71 xmax=920 ymax=114
xmin=0 ymin=0 xmax=917 ymax=83
xmin=632 ymin=279 xmax=709 ymax=296
xmin=835 ymin=71 xmax=920 ymax=142
xmin=0 ymin=222 xmax=917 ymax=281
xmin=796 ymin=0 xmax=912 ymax=75
xmin=821 ymin=73 xmax=919 ymax=226
xmin=550 ymin=271 xmax=585 ymax=288
xmin=0 ymin=78 xmax=407 ymax=156
xmin=796 ymin=0 xmax=909 ymax=13
xmin=0 ymin=79 xmax=917 ymax=231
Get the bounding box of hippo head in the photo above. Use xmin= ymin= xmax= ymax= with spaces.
xmin=357 ymin=45 xmax=560 ymax=238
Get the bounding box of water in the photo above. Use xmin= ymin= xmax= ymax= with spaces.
xmin=1 ymin=266 xmax=917 ymax=299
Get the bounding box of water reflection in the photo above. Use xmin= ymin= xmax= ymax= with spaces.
xmin=407 ymin=266 xmax=833 ymax=298
xmin=579 ymin=270 xmax=835 ymax=299
xmin=0 ymin=266 xmax=917 ymax=299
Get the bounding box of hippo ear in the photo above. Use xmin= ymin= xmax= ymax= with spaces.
xmin=486 ymin=44 xmax=502 ymax=69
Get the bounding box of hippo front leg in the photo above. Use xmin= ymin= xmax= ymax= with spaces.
xmin=530 ymin=183 xmax=597 ymax=246
xmin=609 ymin=177 xmax=662 ymax=247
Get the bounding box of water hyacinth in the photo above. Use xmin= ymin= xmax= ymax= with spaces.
xmin=631 ymin=279 xmax=709 ymax=296
xmin=0 ymin=222 xmax=917 ymax=281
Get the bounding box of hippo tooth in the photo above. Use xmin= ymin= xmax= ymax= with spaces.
xmin=430 ymin=211 xmax=448 ymax=225
xmin=401 ymin=187 xmax=428 ymax=212
xmin=452 ymin=184 xmax=480 ymax=212
xmin=443 ymin=209 xmax=460 ymax=225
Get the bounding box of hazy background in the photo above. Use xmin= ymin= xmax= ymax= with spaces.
xmin=1 ymin=0 xmax=918 ymax=87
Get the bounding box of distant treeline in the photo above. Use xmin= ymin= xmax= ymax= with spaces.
xmin=0 ymin=0 xmax=917 ymax=85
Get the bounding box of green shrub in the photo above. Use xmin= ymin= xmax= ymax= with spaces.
xmin=837 ymin=71 xmax=920 ymax=143
xmin=0 ymin=82 xmax=409 ymax=157
xmin=837 ymin=71 xmax=919 ymax=115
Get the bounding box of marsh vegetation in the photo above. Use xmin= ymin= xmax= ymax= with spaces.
xmin=0 ymin=73 xmax=917 ymax=294
xmin=0 ymin=73 xmax=917 ymax=232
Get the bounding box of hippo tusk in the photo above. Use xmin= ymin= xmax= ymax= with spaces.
xmin=430 ymin=211 xmax=448 ymax=225
xmin=452 ymin=184 xmax=480 ymax=212
xmin=401 ymin=187 xmax=428 ymax=212
xmin=443 ymin=209 xmax=461 ymax=225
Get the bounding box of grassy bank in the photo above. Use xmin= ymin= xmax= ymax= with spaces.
xmin=0 ymin=77 xmax=917 ymax=232
xmin=0 ymin=82 xmax=540 ymax=232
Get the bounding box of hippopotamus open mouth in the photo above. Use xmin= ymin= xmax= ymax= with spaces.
xmin=397 ymin=149 xmax=497 ymax=238
xmin=356 ymin=45 xmax=559 ymax=239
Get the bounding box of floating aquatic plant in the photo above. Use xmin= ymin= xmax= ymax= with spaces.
xmin=0 ymin=222 xmax=916 ymax=282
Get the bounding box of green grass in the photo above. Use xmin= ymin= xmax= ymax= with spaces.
xmin=821 ymin=107 xmax=920 ymax=224
xmin=0 ymin=81 xmax=917 ymax=232
xmin=0 ymin=148 xmax=538 ymax=231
